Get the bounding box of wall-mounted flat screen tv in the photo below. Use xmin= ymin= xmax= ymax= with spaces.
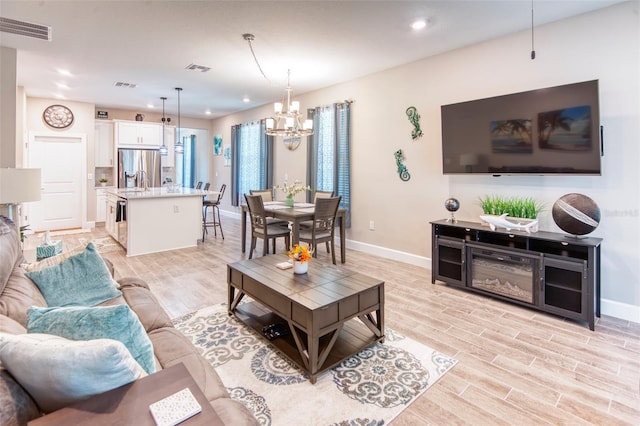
xmin=441 ymin=80 xmax=601 ymax=175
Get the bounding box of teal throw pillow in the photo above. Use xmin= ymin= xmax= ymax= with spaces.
xmin=25 ymin=242 xmax=122 ymax=307
xmin=26 ymin=304 xmax=155 ymax=375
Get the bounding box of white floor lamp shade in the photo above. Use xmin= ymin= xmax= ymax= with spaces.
xmin=0 ymin=168 xmax=42 ymax=222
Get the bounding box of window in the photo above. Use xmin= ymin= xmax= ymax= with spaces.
xmin=176 ymin=134 xmax=195 ymax=188
xmin=230 ymin=120 xmax=274 ymax=206
xmin=307 ymin=103 xmax=351 ymax=226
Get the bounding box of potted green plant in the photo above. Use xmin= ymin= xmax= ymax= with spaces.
xmin=98 ymin=178 xmax=108 ymax=187
xmin=478 ymin=195 xmax=543 ymax=233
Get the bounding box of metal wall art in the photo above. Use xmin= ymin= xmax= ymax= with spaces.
xmin=394 ymin=149 xmax=410 ymax=181
xmin=405 ymin=106 xmax=423 ymax=140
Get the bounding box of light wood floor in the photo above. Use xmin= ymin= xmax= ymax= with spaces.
xmin=30 ymin=216 xmax=640 ymax=425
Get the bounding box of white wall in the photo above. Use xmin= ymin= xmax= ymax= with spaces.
xmin=212 ymin=2 xmax=639 ymax=321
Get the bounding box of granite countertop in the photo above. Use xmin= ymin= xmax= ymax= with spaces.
xmin=106 ymin=187 xmax=213 ymax=200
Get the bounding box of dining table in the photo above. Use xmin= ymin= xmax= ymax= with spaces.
xmin=240 ymin=201 xmax=347 ymax=263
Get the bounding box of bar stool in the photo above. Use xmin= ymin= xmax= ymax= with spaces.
xmin=202 ymin=184 xmax=225 ymax=240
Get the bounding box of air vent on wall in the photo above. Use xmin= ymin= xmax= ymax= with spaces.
xmin=0 ymin=17 xmax=51 ymax=41
xmin=114 ymin=82 xmax=138 ymax=89
xmin=185 ymin=63 xmax=211 ymax=72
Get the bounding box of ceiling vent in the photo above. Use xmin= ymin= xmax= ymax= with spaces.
xmin=185 ymin=63 xmax=211 ymax=73
xmin=114 ymin=82 xmax=138 ymax=89
xmin=0 ymin=17 xmax=51 ymax=41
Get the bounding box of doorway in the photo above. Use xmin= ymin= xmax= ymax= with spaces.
xmin=27 ymin=132 xmax=87 ymax=232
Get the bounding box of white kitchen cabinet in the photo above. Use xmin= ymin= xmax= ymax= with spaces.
xmin=95 ymin=120 xmax=114 ymax=167
xmin=115 ymin=121 xmax=162 ymax=148
xmin=96 ymin=188 xmax=109 ymax=222
xmin=105 ymin=196 xmax=118 ymax=239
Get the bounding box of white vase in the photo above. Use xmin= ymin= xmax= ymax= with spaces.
xmin=293 ymin=260 xmax=308 ymax=274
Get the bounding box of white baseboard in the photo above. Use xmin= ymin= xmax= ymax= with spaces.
xmin=345 ymin=239 xmax=431 ymax=268
xmin=600 ymin=299 xmax=640 ymax=323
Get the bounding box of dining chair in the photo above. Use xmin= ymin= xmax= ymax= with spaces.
xmin=300 ymin=190 xmax=335 ymax=231
xmin=312 ymin=190 xmax=334 ymax=202
xmin=202 ymin=183 xmax=226 ymax=241
xmin=298 ymin=196 xmax=342 ymax=264
xmin=244 ymin=194 xmax=291 ymax=259
xmin=249 ymin=189 xmax=288 ymax=226
xmin=249 ymin=189 xmax=273 ymax=202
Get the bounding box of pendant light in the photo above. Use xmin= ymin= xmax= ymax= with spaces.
xmin=159 ymin=96 xmax=169 ymax=156
xmin=174 ymin=87 xmax=184 ymax=153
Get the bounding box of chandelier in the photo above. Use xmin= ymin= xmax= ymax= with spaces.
xmin=265 ymin=70 xmax=313 ymax=142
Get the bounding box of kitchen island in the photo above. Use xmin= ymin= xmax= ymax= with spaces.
xmin=105 ymin=187 xmax=213 ymax=256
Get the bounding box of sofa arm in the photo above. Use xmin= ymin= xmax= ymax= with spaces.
xmin=102 ymin=258 xmax=114 ymax=277
xmin=117 ymin=276 xmax=150 ymax=290
xmin=117 ymin=278 xmax=172 ymax=332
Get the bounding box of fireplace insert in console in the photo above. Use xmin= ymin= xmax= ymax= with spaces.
xmin=468 ymin=245 xmax=539 ymax=304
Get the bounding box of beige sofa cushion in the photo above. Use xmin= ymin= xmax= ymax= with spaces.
xmin=148 ymin=327 xmax=229 ymax=402
xmin=0 ymin=266 xmax=47 ymax=326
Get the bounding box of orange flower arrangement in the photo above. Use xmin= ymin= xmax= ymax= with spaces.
xmin=287 ymin=244 xmax=313 ymax=263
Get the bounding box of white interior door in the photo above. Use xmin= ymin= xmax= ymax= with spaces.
xmin=28 ymin=133 xmax=86 ymax=232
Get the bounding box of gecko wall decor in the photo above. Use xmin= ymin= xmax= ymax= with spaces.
xmin=405 ymin=106 xmax=423 ymax=140
xmin=394 ymin=149 xmax=410 ymax=181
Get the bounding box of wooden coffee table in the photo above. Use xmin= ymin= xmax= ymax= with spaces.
xmin=227 ymin=256 xmax=385 ymax=384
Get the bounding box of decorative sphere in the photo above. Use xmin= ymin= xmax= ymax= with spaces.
xmin=552 ymin=193 xmax=600 ymax=236
xmin=444 ymin=198 xmax=460 ymax=212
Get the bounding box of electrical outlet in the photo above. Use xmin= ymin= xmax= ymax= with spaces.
xmin=173 ymin=205 xmax=179 ymax=213
xmin=284 ymin=173 xmax=289 ymax=181
xmin=369 ymin=220 xmax=375 ymax=230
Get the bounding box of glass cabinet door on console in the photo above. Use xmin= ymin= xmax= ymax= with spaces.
xmin=433 ymin=237 xmax=465 ymax=287
xmin=542 ymin=255 xmax=588 ymax=320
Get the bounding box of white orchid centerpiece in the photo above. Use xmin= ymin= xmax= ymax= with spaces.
xmin=275 ymin=180 xmax=311 ymax=198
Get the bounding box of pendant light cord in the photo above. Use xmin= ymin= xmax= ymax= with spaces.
xmin=530 ymin=0 xmax=536 ymax=60
xmin=243 ymin=33 xmax=270 ymax=83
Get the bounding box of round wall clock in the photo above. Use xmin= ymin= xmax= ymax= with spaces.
xmin=43 ymin=104 xmax=74 ymax=129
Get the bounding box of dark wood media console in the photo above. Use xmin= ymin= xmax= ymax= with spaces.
xmin=431 ymin=219 xmax=602 ymax=330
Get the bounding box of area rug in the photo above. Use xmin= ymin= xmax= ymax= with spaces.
xmin=173 ymin=303 xmax=457 ymax=425
xmin=78 ymin=237 xmax=122 ymax=253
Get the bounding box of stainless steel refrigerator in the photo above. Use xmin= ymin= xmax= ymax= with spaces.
xmin=117 ymin=148 xmax=161 ymax=188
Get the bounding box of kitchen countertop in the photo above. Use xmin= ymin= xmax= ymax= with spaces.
xmin=106 ymin=187 xmax=215 ymax=200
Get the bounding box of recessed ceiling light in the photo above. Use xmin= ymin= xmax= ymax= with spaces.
xmin=55 ymin=83 xmax=69 ymax=89
xmin=205 ymin=110 xmax=212 ymax=115
xmin=57 ymin=69 xmax=72 ymax=76
xmin=411 ymin=19 xmax=427 ymax=30
xmin=147 ymin=103 xmax=154 ymax=109
xmin=54 ymin=93 xmax=65 ymax=99
xmin=242 ymin=97 xmax=250 ymax=103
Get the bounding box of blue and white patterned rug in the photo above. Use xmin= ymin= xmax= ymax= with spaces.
xmin=173 ymin=303 xmax=457 ymax=425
